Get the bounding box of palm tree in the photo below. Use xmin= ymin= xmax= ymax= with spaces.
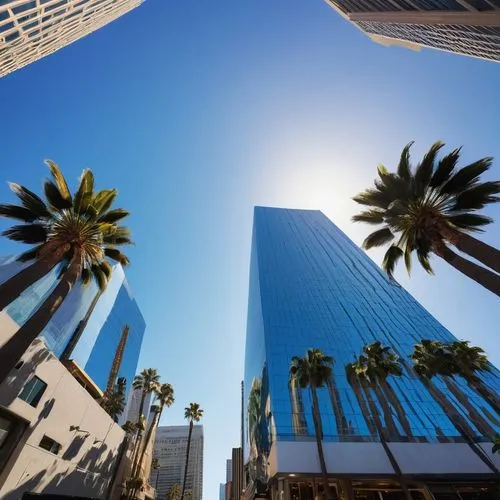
xmin=411 ymin=340 xmax=498 ymax=473
xmin=102 ymin=377 xmax=127 ymax=422
xmin=493 ymin=435 xmax=500 ymax=454
xmin=135 ymin=383 xmax=175 ymax=480
xmin=347 ymin=343 xmax=412 ymax=500
xmin=181 ymin=403 xmax=204 ymax=500
xmin=130 ymin=369 xmax=161 ymax=474
xmin=352 ymin=141 xmax=500 ymax=295
xmin=0 ymin=161 xmax=131 ymax=381
xmin=289 ymin=348 xmax=334 ymax=500
xmin=448 ymin=340 xmax=500 ymax=415
xmin=166 ymin=484 xmax=181 ymax=500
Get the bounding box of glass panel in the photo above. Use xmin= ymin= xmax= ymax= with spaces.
xmin=39 ymin=435 xmax=61 ymax=454
xmin=19 ymin=376 xmax=47 ymax=407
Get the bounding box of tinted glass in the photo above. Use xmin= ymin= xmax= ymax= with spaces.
xmin=19 ymin=376 xmax=47 ymax=407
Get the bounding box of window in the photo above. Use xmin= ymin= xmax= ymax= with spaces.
xmin=18 ymin=376 xmax=47 ymax=407
xmin=39 ymin=435 xmax=61 ymax=455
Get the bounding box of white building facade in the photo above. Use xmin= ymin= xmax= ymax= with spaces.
xmin=152 ymin=425 xmax=204 ymax=500
xmin=0 ymin=0 xmax=143 ymax=78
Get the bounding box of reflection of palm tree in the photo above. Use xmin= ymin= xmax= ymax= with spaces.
xmin=411 ymin=340 xmax=498 ymax=473
xmin=289 ymin=377 xmax=308 ymax=437
xmin=326 ymin=378 xmax=348 ymax=439
xmin=347 ymin=344 xmax=412 ymax=500
xmin=181 ymin=403 xmax=204 ymax=500
xmin=0 ymin=162 xmax=131 ymax=382
xmin=166 ymin=484 xmax=181 ymax=500
xmin=290 ymin=349 xmax=334 ymax=500
xmin=102 ymin=377 xmax=127 ymax=422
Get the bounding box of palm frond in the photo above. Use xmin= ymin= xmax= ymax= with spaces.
xmin=0 ymin=204 xmax=39 ymax=222
xmin=430 ymin=147 xmax=461 ymax=188
xmin=91 ymin=264 xmax=108 ymax=291
xmin=414 ymin=141 xmax=444 ymax=195
xmin=74 ymin=169 xmax=95 ymax=214
xmin=441 ymin=157 xmax=493 ymax=194
xmin=98 ymin=208 xmax=130 ymax=224
xmin=382 ymin=245 xmax=404 ymax=279
xmin=352 ymin=188 xmax=392 ymax=209
xmin=396 ymin=141 xmax=414 ymax=180
xmin=45 ymin=160 xmax=72 ymax=203
xmin=17 ymin=245 xmax=43 ymax=262
xmin=44 ymin=181 xmax=72 ymax=210
xmin=8 ymin=182 xmax=50 ymax=218
xmin=2 ymin=224 xmax=47 ymax=243
xmin=447 ymin=213 xmax=492 ymax=231
xmin=453 ymin=181 xmax=500 ymax=211
xmin=352 ymin=209 xmax=384 ymax=225
xmin=416 ymin=247 xmax=434 ymax=275
xmin=92 ymin=189 xmax=117 ymax=214
xmin=362 ymin=227 xmax=394 ymax=250
xmin=104 ymin=247 xmax=130 ymax=266
xmin=81 ymin=268 xmax=92 ymax=285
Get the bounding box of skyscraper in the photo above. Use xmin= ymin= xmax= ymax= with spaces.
xmin=244 ymin=207 xmax=500 ymax=500
xmin=123 ymin=387 xmax=153 ymax=424
xmin=324 ymin=0 xmax=500 ymax=62
xmin=1 ymin=259 xmax=145 ymax=400
xmin=153 ymin=425 xmax=204 ymax=500
xmin=0 ymin=0 xmax=143 ymax=78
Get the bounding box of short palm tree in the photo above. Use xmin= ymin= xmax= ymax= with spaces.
xmin=347 ymin=343 xmax=411 ymax=500
xmin=0 ymin=161 xmax=131 ymax=381
xmin=353 ymin=141 xmax=500 ymax=296
xmin=289 ymin=348 xmax=334 ymax=500
xmin=167 ymin=483 xmax=181 ymax=500
xmin=134 ymin=383 xmax=175 ymax=479
xmin=181 ymin=403 xmax=204 ymax=500
xmin=102 ymin=377 xmax=127 ymax=422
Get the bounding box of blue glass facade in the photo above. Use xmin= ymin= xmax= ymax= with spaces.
xmin=244 ymin=207 xmax=500 ymax=463
xmin=1 ymin=258 xmax=145 ymax=399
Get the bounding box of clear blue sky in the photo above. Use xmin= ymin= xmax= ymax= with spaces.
xmin=1 ymin=1 xmax=500 ymax=498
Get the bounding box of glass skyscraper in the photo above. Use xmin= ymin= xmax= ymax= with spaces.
xmin=244 ymin=207 xmax=500 ymax=500
xmin=324 ymin=0 xmax=500 ymax=62
xmin=1 ymin=259 xmax=145 ymax=399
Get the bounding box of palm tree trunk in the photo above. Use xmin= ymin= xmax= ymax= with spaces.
xmin=326 ymin=378 xmax=348 ymax=440
xmin=60 ymin=289 xmax=102 ymax=360
xmin=130 ymin=390 xmax=148 ymax=478
xmin=468 ymin=378 xmax=500 ymax=417
xmin=360 ymin=384 xmax=412 ymax=500
xmin=349 ymin=376 xmax=377 ymax=437
xmin=0 ymin=249 xmax=64 ymax=312
xmin=373 ymin=384 xmax=398 ymax=439
xmin=443 ymin=377 xmax=496 ymax=438
xmin=310 ymin=387 xmax=332 ymax=500
xmin=0 ymin=248 xmax=82 ymax=383
xmin=181 ymin=420 xmax=194 ymax=500
xmin=136 ymin=408 xmax=161 ymax=483
xmin=444 ymin=227 xmax=500 ymax=275
xmin=419 ymin=375 xmax=499 ymax=474
xmin=379 ymin=382 xmax=413 ymax=439
xmin=434 ymin=244 xmax=500 ymax=297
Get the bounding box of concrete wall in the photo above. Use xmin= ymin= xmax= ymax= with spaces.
xmin=0 ymin=313 xmax=128 ymax=500
xmin=268 ymin=439 xmax=500 ymax=477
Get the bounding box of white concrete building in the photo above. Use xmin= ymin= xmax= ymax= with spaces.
xmin=0 ymin=310 xmax=130 ymax=499
xmin=0 ymin=0 xmax=143 ymax=78
xmin=152 ymin=425 xmax=204 ymax=500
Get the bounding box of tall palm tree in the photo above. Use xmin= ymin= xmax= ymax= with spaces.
xmin=289 ymin=348 xmax=334 ymax=500
xmin=130 ymin=369 xmax=161 ymax=473
xmin=448 ymin=340 xmax=500 ymax=416
xmin=181 ymin=403 xmax=204 ymax=500
xmin=352 ymin=141 xmax=500 ymax=295
xmin=411 ymin=340 xmax=498 ymax=473
xmin=0 ymin=161 xmax=131 ymax=381
xmin=135 ymin=383 xmax=175 ymax=480
xmin=347 ymin=345 xmax=412 ymax=500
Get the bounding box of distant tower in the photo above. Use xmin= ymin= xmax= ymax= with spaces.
xmin=0 ymin=0 xmax=144 ymax=78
